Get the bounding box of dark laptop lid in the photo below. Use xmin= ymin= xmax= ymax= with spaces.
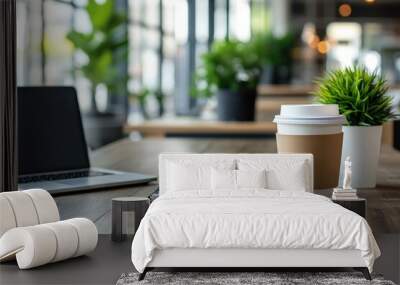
xmin=18 ymin=87 xmax=90 ymax=175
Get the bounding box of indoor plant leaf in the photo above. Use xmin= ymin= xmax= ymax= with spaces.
xmin=314 ymin=66 xmax=393 ymax=126
xmin=87 ymin=0 xmax=113 ymax=31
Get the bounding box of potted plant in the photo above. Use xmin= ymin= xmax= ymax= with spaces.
xmin=193 ymin=40 xmax=264 ymax=121
xmin=315 ymin=66 xmax=394 ymax=188
xmin=258 ymin=33 xmax=295 ymax=84
xmin=67 ymin=0 xmax=128 ymax=148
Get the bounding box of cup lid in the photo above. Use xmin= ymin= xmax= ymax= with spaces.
xmin=273 ymin=116 xmax=345 ymax=125
xmin=273 ymin=104 xmax=345 ymax=125
xmin=280 ymin=104 xmax=340 ymax=118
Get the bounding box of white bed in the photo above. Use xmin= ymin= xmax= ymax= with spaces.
xmin=131 ymin=153 xmax=380 ymax=280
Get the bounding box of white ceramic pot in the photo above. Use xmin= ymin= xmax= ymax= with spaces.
xmin=339 ymin=125 xmax=383 ymax=189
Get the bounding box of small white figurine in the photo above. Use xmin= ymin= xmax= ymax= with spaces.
xmin=343 ymin=156 xmax=352 ymax=190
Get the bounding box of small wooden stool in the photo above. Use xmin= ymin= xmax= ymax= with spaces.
xmin=112 ymin=197 xmax=149 ymax=242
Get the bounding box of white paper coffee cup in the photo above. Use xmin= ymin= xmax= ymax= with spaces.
xmin=274 ymin=104 xmax=345 ymax=189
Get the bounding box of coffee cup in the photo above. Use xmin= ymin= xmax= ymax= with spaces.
xmin=273 ymin=104 xmax=345 ymax=189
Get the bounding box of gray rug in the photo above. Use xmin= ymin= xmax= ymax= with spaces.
xmin=116 ymin=272 xmax=396 ymax=285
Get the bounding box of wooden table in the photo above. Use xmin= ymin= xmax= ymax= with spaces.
xmin=124 ymin=119 xmax=276 ymax=138
xmin=257 ymin=84 xmax=315 ymax=96
xmin=256 ymin=84 xmax=315 ymax=117
xmin=53 ymin=138 xmax=400 ymax=234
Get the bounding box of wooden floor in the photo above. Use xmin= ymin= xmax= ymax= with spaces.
xmin=55 ymin=138 xmax=400 ymax=234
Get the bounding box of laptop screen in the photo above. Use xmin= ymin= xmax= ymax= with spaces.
xmin=18 ymin=87 xmax=90 ymax=175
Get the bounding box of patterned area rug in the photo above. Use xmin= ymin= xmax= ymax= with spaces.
xmin=116 ymin=272 xmax=395 ymax=285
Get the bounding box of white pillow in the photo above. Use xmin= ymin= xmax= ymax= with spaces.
xmin=211 ymin=169 xmax=236 ymax=190
xmin=166 ymin=160 xmax=235 ymax=192
xmin=237 ymin=159 xmax=310 ymax=191
xmin=266 ymin=167 xmax=307 ymax=191
xmin=236 ymin=169 xmax=267 ymax=189
xmin=211 ymin=169 xmax=267 ymax=191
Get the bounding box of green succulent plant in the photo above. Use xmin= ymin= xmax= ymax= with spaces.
xmin=314 ymin=66 xmax=394 ymax=126
xmin=67 ymin=0 xmax=128 ymax=114
xmin=192 ymin=39 xmax=264 ymax=98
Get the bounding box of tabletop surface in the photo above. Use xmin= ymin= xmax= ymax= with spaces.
xmin=124 ymin=119 xmax=276 ymax=137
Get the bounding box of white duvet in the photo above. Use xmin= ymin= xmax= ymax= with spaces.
xmin=131 ymin=190 xmax=380 ymax=273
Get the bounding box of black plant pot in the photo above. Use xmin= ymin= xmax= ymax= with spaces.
xmin=262 ymin=64 xmax=292 ymax=84
xmin=394 ymin=119 xmax=400 ymax=151
xmin=216 ymin=89 xmax=256 ymax=121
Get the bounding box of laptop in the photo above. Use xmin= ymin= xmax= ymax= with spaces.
xmin=18 ymin=86 xmax=156 ymax=195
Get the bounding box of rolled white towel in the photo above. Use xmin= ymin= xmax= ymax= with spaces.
xmin=0 ymin=196 xmax=17 ymax=237
xmin=0 ymin=189 xmax=60 ymax=238
xmin=0 ymin=225 xmax=57 ymax=267
xmin=42 ymin=221 xmax=79 ymax=262
xmin=24 ymin=189 xmax=60 ymax=224
xmin=1 ymin=192 xmax=40 ymax=227
xmin=0 ymin=218 xmax=98 ymax=269
xmin=64 ymin=218 xmax=98 ymax=257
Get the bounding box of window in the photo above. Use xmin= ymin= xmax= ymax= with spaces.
xmin=16 ymin=0 xmax=265 ymax=116
xmin=17 ymin=0 xmax=75 ymax=86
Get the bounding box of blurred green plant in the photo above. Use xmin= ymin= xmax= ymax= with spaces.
xmin=253 ymin=32 xmax=295 ymax=67
xmin=314 ymin=66 xmax=394 ymax=126
xmin=67 ymin=0 xmax=128 ymax=114
xmin=192 ymin=33 xmax=295 ymax=98
xmin=133 ymin=88 xmax=165 ymax=119
xmin=192 ymin=39 xmax=264 ymax=98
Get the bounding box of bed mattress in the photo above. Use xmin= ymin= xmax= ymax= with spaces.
xmin=131 ymin=190 xmax=380 ymax=273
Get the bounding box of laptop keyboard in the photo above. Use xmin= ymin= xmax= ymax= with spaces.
xmin=19 ymin=170 xmax=111 ymax=184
